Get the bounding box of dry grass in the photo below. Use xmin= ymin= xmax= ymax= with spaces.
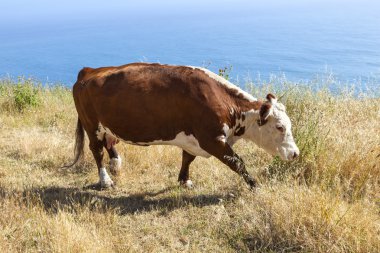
xmin=0 ymin=78 xmax=379 ymax=252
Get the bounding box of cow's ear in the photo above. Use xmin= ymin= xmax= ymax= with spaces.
xmin=258 ymin=103 xmax=272 ymax=126
xmin=266 ymin=93 xmax=277 ymax=105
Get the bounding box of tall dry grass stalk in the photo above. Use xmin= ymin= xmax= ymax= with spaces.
xmin=0 ymin=78 xmax=379 ymax=252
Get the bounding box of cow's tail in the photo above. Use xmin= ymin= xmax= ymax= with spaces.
xmin=62 ymin=117 xmax=85 ymax=168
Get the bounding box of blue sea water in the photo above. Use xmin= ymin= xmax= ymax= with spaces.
xmin=0 ymin=1 xmax=379 ymax=87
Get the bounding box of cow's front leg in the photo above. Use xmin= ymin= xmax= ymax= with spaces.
xmin=204 ymin=139 xmax=257 ymax=189
xmin=178 ymin=150 xmax=196 ymax=188
xmin=222 ymin=152 xmax=257 ymax=188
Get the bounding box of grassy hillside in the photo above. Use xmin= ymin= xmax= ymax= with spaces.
xmin=0 ymin=78 xmax=379 ymax=252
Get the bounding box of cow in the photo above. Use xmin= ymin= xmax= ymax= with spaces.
xmin=67 ymin=63 xmax=299 ymax=189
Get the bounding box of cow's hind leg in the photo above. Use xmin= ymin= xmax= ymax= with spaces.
xmin=203 ymin=139 xmax=257 ymax=189
xmin=178 ymin=150 xmax=196 ymax=188
xmin=89 ymin=136 xmax=114 ymax=188
xmin=104 ymin=143 xmax=122 ymax=176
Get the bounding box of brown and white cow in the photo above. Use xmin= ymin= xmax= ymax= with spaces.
xmin=68 ymin=63 xmax=299 ymax=189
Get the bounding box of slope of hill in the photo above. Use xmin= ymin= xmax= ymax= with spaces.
xmin=0 ymin=78 xmax=379 ymax=252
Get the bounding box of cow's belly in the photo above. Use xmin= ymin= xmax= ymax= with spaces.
xmin=124 ymin=132 xmax=211 ymax=158
xmin=163 ymin=132 xmax=211 ymax=158
xmin=97 ymin=125 xmax=211 ymax=158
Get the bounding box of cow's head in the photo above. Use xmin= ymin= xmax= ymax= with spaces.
xmin=249 ymin=94 xmax=299 ymax=161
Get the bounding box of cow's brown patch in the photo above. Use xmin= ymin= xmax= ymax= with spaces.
xmin=266 ymin=93 xmax=276 ymax=101
xmin=258 ymin=103 xmax=272 ymax=126
xmin=234 ymin=126 xmax=245 ymax=136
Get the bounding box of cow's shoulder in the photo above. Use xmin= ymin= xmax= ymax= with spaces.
xmin=77 ymin=67 xmax=94 ymax=81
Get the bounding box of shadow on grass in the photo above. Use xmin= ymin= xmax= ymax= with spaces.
xmin=16 ymin=185 xmax=225 ymax=215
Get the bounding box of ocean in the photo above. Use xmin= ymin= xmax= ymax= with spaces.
xmin=0 ymin=1 xmax=379 ymax=87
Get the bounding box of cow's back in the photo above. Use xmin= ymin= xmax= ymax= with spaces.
xmin=73 ymin=63 xmax=232 ymax=143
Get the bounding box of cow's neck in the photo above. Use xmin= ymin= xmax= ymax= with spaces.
xmin=224 ymin=98 xmax=262 ymax=146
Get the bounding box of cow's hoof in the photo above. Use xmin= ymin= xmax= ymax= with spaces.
xmin=99 ymin=167 xmax=114 ymax=189
xmin=100 ymin=179 xmax=114 ymax=189
xmin=247 ymin=178 xmax=257 ymax=189
xmin=180 ymin=180 xmax=193 ymax=189
xmin=248 ymin=182 xmax=259 ymax=192
xmin=109 ymin=156 xmax=122 ymax=176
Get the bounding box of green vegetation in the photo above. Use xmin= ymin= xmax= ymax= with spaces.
xmin=218 ymin=65 xmax=233 ymax=81
xmin=0 ymin=77 xmax=379 ymax=252
xmin=0 ymin=78 xmax=42 ymax=112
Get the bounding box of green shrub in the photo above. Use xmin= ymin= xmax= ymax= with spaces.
xmin=13 ymin=80 xmax=41 ymax=112
xmin=218 ymin=65 xmax=232 ymax=80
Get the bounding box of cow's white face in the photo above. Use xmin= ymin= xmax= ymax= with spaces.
xmin=249 ymin=94 xmax=300 ymax=161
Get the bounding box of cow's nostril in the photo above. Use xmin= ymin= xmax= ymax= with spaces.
xmin=293 ymin=152 xmax=299 ymax=159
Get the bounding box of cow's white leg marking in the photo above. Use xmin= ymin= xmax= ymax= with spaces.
xmin=99 ymin=167 xmax=114 ymax=188
xmin=109 ymin=156 xmax=122 ymax=176
xmin=180 ymin=179 xmax=193 ymax=189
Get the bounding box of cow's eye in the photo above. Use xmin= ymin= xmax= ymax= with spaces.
xmin=276 ymin=125 xmax=285 ymax=132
